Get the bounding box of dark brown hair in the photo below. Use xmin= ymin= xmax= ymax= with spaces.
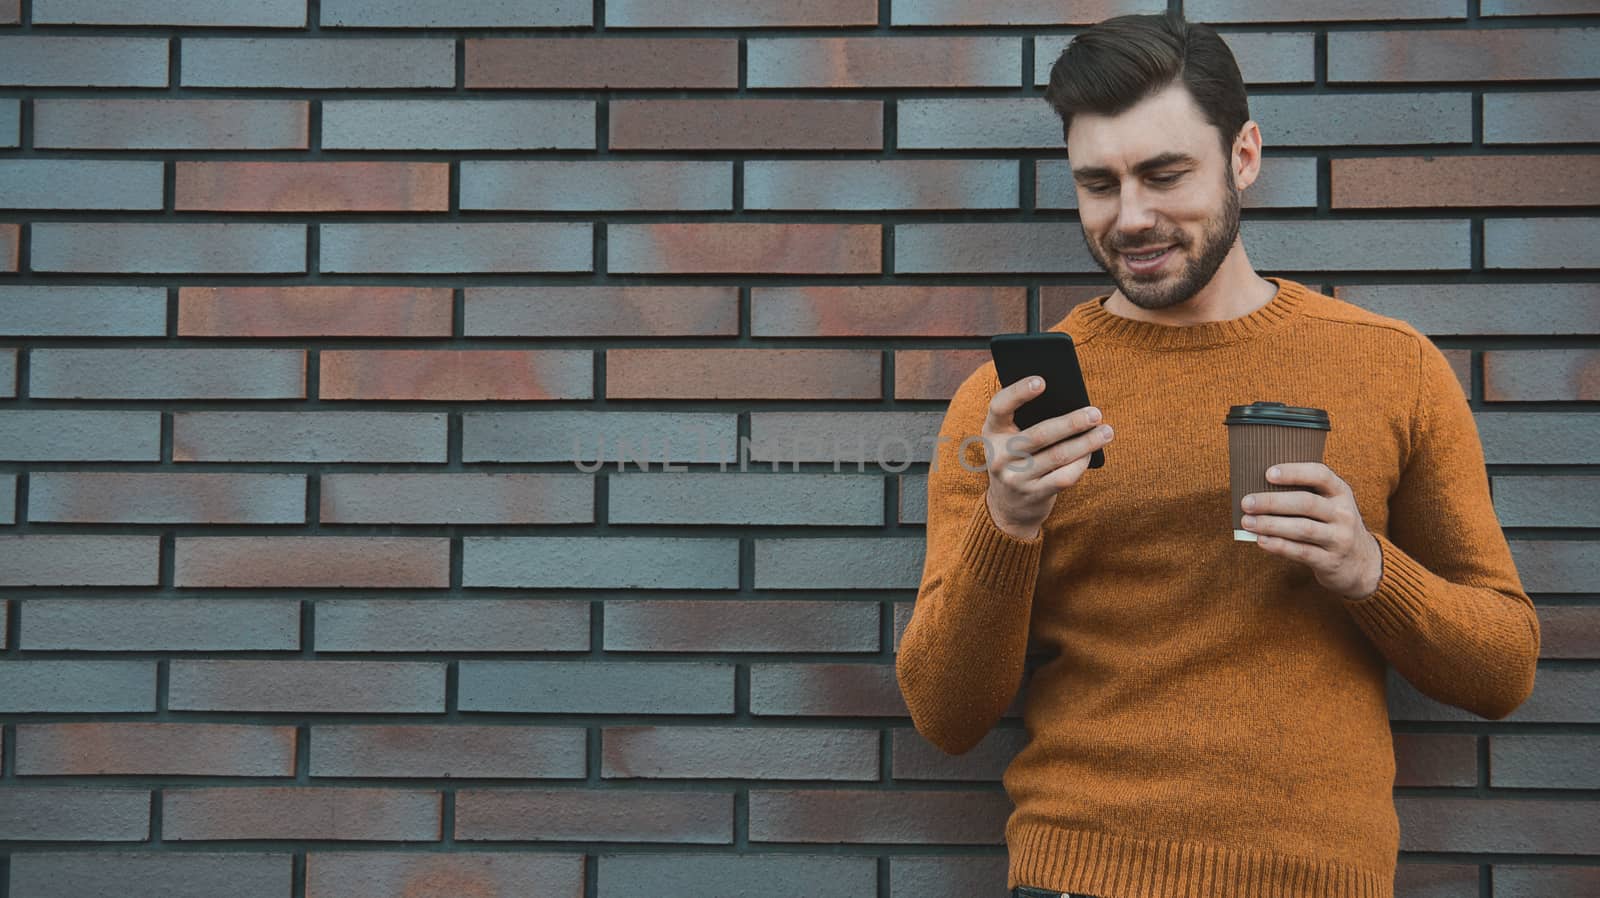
xmin=1043 ymin=13 xmax=1250 ymax=156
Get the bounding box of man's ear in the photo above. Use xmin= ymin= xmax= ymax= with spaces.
xmin=1232 ymin=120 xmax=1264 ymax=191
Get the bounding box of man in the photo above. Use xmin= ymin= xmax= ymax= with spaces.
xmin=895 ymin=13 xmax=1539 ymax=898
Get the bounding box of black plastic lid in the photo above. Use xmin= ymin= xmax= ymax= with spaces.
xmin=1224 ymin=401 xmax=1331 ymax=430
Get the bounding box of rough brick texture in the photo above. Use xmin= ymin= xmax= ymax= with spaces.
xmin=1 ymin=2 xmax=1594 ymax=894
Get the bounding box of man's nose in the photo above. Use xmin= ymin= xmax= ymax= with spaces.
xmin=1114 ymin=185 xmax=1158 ymax=235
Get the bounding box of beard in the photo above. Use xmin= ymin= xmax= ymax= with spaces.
xmin=1082 ymin=172 xmax=1242 ymax=311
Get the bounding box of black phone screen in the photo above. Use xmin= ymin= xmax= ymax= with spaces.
xmin=988 ymin=332 xmax=1104 ymax=469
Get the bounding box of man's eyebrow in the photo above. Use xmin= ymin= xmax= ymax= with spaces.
xmin=1072 ymin=152 xmax=1200 ymax=181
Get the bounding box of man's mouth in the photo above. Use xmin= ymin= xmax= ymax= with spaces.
xmin=1119 ymin=244 xmax=1177 ymax=271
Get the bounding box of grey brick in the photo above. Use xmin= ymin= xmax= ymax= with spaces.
xmin=1249 ymin=93 xmax=1472 ymax=146
xmin=34 ymin=99 xmax=308 ymax=150
xmin=898 ymin=98 xmax=1057 ymax=149
xmin=308 ymin=853 xmax=584 ymax=898
xmin=8 ymin=852 xmax=291 ymax=898
xmin=746 ymin=159 xmax=1017 ymax=210
xmin=463 ymin=536 xmax=740 ymax=589
xmin=750 ymin=663 xmax=907 ymax=717
xmin=1037 ymin=155 xmax=1317 ymax=209
xmin=32 ymin=223 xmax=306 ymax=274
xmin=464 ymin=411 xmax=738 ymax=463
xmin=183 ymin=38 xmax=454 ymax=88
xmin=1330 ymin=28 xmax=1600 ymax=82
xmin=15 ymin=722 xmax=297 ymax=777
xmin=466 ymin=285 xmax=739 ymax=337
xmin=163 ymin=787 xmax=441 ymax=841
xmin=893 ymin=727 xmax=1026 ymax=781
xmin=890 ymin=857 xmax=1011 ymax=898
xmin=30 ymin=349 xmax=304 ymax=399
xmin=1485 ymin=0 xmax=1598 ymax=12
xmin=0 ymin=350 xmax=14 ymax=399
xmin=749 ymin=789 xmax=1010 ymax=844
xmin=320 ymin=223 xmax=591 ymax=274
xmin=748 ymin=36 xmax=1020 ymax=88
xmin=169 ymin=660 xmax=447 ymax=713
xmin=1493 ymin=476 xmax=1600 ymax=528
xmin=1491 ymin=735 xmax=1600 ymax=789
xmin=748 ymin=411 xmax=943 ymax=464
xmin=1336 ymin=284 xmax=1600 ymax=336
xmin=899 ymin=473 xmax=928 ymax=524
xmin=1390 ymin=668 xmax=1595 ymax=723
xmin=1 ymin=99 xmax=17 ymax=147
xmin=322 ymin=472 xmax=593 ymax=525
xmin=0 ymin=286 xmax=168 ymax=336
xmin=314 ymin=599 xmax=590 ymax=653
xmin=599 ymin=854 xmax=877 ymax=898
xmin=456 ymin=789 xmax=731 ymax=843
xmin=323 ymin=99 xmax=595 ymax=150
xmin=895 ymin=222 xmax=1096 ymax=273
xmin=0 ymin=36 xmax=167 ymax=87
xmin=460 ymin=661 xmax=735 ymax=714
xmin=1477 ymin=412 xmax=1597 ymax=464
xmin=0 ymin=473 xmax=14 ymax=524
xmin=0 ymin=410 xmax=160 ymax=461
xmin=310 ymin=725 xmax=587 ymax=778
xmin=891 ymin=0 xmax=1163 ymax=26
xmin=20 ymin=599 xmax=300 ymax=652
xmin=604 ymin=600 xmax=879 ymax=653
xmin=1492 ymin=864 xmax=1600 ymax=898
xmin=0 ymin=789 xmax=150 ymax=840
xmin=34 ymin=0 xmax=305 ymax=26
xmin=1185 ymin=0 xmax=1461 ymax=21
xmin=462 ymin=160 xmax=730 ymax=211
xmin=1510 ymin=541 xmax=1598 ymax=595
xmin=0 ymin=535 xmax=159 ymax=586
xmin=609 ymin=472 xmax=884 ymax=525
xmin=1398 ymin=797 xmax=1600 ymax=854
xmin=609 ymin=0 xmax=878 ymax=27
xmin=755 ymin=538 xmax=926 ymax=590
xmin=30 ymin=472 xmax=306 ymax=525
xmin=604 ymin=726 xmax=877 ymax=780
xmin=173 ymin=411 xmax=447 ymax=462
xmin=1037 ymin=31 xmax=1316 ymax=85
xmin=323 ymin=0 xmax=588 ymax=27
xmin=0 ymin=661 xmax=157 ymax=712
xmin=1485 ymin=91 xmax=1600 ymax=144
xmin=1486 ymin=218 xmax=1600 ymax=270
xmin=0 ymin=160 xmax=163 ymax=210
xmin=1244 ymin=219 xmax=1470 ymax=271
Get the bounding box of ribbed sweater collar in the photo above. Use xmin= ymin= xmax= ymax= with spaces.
xmin=1066 ymin=276 xmax=1310 ymax=351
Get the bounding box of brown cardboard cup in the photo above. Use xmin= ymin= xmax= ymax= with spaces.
xmin=1224 ymin=402 xmax=1331 ymax=542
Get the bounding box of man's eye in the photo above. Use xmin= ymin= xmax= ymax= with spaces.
xmin=1082 ymin=183 xmax=1114 ymax=194
xmin=1150 ymin=173 xmax=1182 ymax=186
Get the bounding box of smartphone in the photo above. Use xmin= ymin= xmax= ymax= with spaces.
xmin=989 ymin=332 xmax=1105 ymax=469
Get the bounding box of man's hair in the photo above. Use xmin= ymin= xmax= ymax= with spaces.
xmin=1043 ymin=13 xmax=1250 ymax=156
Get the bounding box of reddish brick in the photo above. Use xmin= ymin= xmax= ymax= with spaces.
xmin=1442 ymin=349 xmax=1472 ymax=396
xmin=750 ymin=663 xmax=907 ymax=717
xmin=164 ymin=787 xmax=441 ymax=841
xmin=1397 ymin=797 xmax=1600 ymax=853
xmin=602 ymin=726 xmax=877 ymax=780
xmin=320 ymin=349 xmax=591 ymax=401
xmin=1333 ymin=156 xmax=1600 ymax=208
xmin=1393 ymin=733 xmax=1478 ymax=787
xmin=466 ymin=286 xmax=738 ymax=337
xmin=310 ymin=725 xmax=586 ymax=779
xmin=173 ymin=536 xmax=450 ymax=588
xmin=610 ymin=100 xmax=881 ymax=150
xmin=604 ymin=600 xmax=877 ymax=653
xmin=1 ymin=222 xmax=17 ymax=270
xmin=0 ymin=0 xmax=17 ymax=25
xmin=1493 ymin=864 xmax=1600 ymax=898
xmin=1394 ymin=864 xmax=1480 ymax=898
xmin=314 ymin=598 xmax=590 ymax=653
xmin=1041 ymin=285 xmax=1112 ymax=327
xmin=1539 ymin=605 xmax=1600 ymax=659
xmin=890 ymin=856 xmax=1011 ymax=898
xmin=747 ymin=37 xmax=1020 ymax=88
xmin=892 ymin=728 xmax=1026 ymax=781
xmin=1485 ymin=349 xmax=1600 ymax=401
xmin=467 ymin=38 xmax=736 ymax=88
xmin=607 ymin=349 xmax=879 ymax=400
xmin=609 ymin=223 xmax=881 ymax=275
xmin=169 ymin=660 xmax=446 ymax=713
xmin=179 ymin=286 xmax=453 ymax=337
xmin=895 ymin=349 xmax=991 ymax=400
xmin=455 ymin=789 xmax=732 ymax=843
xmin=176 ymin=161 xmax=447 ymax=212
xmin=15 ymin=723 xmax=295 ymax=777
xmin=749 ymin=789 xmax=1010 ymax=844
xmin=752 ymin=286 xmax=1026 ymax=337
xmin=309 ymin=852 xmax=584 ymax=898
xmin=28 ymin=471 xmax=306 ymax=524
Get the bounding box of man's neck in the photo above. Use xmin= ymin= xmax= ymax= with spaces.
xmin=1102 ymin=243 xmax=1279 ymax=327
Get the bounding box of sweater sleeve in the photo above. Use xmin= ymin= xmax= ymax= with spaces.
xmin=896 ymin=365 xmax=1045 ymax=754
xmin=1341 ymin=333 xmax=1540 ymax=720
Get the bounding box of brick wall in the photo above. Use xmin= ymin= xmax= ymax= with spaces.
xmin=0 ymin=1 xmax=1596 ymax=896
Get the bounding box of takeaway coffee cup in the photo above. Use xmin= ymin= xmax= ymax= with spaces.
xmin=1224 ymin=402 xmax=1332 ymax=542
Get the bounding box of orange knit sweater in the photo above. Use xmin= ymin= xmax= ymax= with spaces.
xmin=896 ymin=277 xmax=1539 ymax=898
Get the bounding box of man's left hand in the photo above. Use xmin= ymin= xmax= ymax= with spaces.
xmin=1241 ymin=462 xmax=1384 ymax=600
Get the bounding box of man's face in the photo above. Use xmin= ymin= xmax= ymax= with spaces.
xmin=1066 ymin=82 xmax=1242 ymax=311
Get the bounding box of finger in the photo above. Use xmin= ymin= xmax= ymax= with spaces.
xmin=1241 ymin=489 xmax=1334 ymax=522
xmin=1242 ymin=513 xmax=1338 ymax=549
xmin=1032 ymin=424 xmax=1114 ymax=487
xmin=1016 ymin=405 xmax=1104 ymax=454
xmin=1253 ymin=533 xmax=1336 ymax=567
xmin=1264 ymin=462 xmax=1341 ymax=497
xmin=985 ymin=376 xmax=1046 ymax=433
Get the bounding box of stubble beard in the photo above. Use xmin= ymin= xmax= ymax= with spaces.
xmin=1083 ymin=172 xmax=1243 ymax=312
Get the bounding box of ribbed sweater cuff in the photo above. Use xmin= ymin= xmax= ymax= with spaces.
xmin=1341 ymin=532 xmax=1434 ymax=638
xmin=956 ymin=495 xmax=1044 ymax=598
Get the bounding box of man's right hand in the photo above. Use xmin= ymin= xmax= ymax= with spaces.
xmin=981 ymin=376 xmax=1114 ymax=541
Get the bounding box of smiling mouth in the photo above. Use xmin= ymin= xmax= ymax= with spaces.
xmin=1121 ymin=246 xmax=1174 ymax=261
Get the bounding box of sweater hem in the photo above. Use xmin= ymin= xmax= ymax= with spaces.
xmin=1009 ymin=823 xmax=1392 ymax=898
